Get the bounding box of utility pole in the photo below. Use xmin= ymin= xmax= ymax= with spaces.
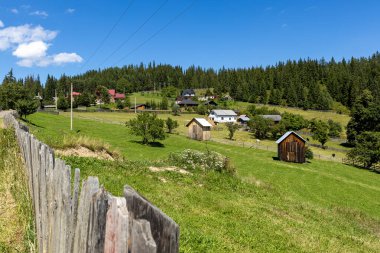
xmin=70 ymin=83 xmax=73 ymax=131
xmin=134 ymin=97 xmax=136 ymax=114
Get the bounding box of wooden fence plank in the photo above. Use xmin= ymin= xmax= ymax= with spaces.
xmin=131 ymin=219 xmax=157 ymax=253
xmin=104 ymin=197 xmax=129 ymax=253
xmin=124 ymin=185 xmax=179 ymax=253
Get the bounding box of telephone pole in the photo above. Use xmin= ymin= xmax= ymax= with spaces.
xmin=134 ymin=97 xmax=137 ymax=114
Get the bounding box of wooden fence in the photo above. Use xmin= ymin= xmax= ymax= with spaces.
xmin=3 ymin=112 xmax=179 ymax=253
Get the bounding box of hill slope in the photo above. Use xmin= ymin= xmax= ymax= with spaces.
xmin=27 ymin=113 xmax=380 ymax=252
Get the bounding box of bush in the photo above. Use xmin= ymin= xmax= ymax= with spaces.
xmin=166 ymin=117 xmax=179 ymax=133
xmin=15 ymin=99 xmax=38 ymax=119
xmin=168 ymin=149 xmax=235 ymax=174
xmin=116 ymin=100 xmax=124 ymax=109
xmin=57 ymin=96 xmax=69 ymax=110
xmin=305 ymin=146 xmax=314 ymax=160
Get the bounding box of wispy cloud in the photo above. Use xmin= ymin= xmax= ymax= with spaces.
xmin=0 ymin=24 xmax=83 ymax=67
xmin=11 ymin=8 xmax=19 ymax=14
xmin=0 ymin=20 xmax=4 ymax=28
xmin=66 ymin=8 xmax=75 ymax=14
xmin=281 ymin=23 xmax=288 ymax=29
xmin=265 ymin=7 xmax=272 ymax=11
xmin=30 ymin=10 xmax=48 ymax=18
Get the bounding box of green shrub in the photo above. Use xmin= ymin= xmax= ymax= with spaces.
xmin=305 ymin=146 xmax=314 ymax=160
xmin=168 ymin=149 xmax=235 ymax=174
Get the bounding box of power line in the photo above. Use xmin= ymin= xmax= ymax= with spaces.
xmin=80 ymin=0 xmax=135 ymax=71
xmin=99 ymin=0 xmax=169 ymax=68
xmin=114 ymin=0 xmax=197 ymax=66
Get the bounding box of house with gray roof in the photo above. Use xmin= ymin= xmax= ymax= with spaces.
xmin=208 ymin=109 xmax=237 ymax=123
xmin=261 ymin=115 xmax=282 ymax=124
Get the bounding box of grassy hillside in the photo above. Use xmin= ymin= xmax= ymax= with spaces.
xmin=25 ymin=112 xmax=380 ymax=252
xmin=59 ymin=111 xmax=349 ymax=161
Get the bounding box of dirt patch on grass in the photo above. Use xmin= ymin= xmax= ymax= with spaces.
xmin=55 ymin=146 xmax=116 ymax=160
xmin=149 ymin=166 xmax=192 ymax=175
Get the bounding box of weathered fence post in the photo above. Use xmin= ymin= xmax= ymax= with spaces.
xmin=104 ymin=197 xmax=129 ymax=253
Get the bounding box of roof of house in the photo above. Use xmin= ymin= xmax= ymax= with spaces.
xmin=108 ymin=89 xmax=116 ymax=96
xmin=186 ymin=118 xmax=213 ymax=127
xmin=211 ymin=109 xmax=237 ymax=116
xmin=114 ymin=93 xmax=125 ymax=99
xmin=131 ymin=104 xmax=146 ymax=109
xmin=276 ymin=131 xmax=306 ymax=144
xmin=178 ymin=99 xmax=198 ymax=105
xmin=181 ymin=89 xmax=195 ymax=96
xmin=72 ymin=92 xmax=81 ymax=96
xmin=204 ymin=100 xmax=218 ymax=106
xmin=261 ymin=115 xmax=282 ymax=121
xmin=238 ymin=115 xmax=250 ymax=122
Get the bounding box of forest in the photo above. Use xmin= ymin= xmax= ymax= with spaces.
xmin=2 ymin=52 xmax=380 ymax=112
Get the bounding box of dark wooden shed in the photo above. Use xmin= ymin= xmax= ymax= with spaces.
xmin=276 ymin=131 xmax=306 ymax=163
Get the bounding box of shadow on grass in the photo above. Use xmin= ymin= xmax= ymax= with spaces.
xmin=343 ymin=163 xmax=380 ymax=174
xmin=20 ymin=118 xmax=45 ymax=128
xmin=130 ymin=140 xmax=165 ymax=147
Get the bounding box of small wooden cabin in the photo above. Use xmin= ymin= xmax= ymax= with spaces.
xmin=131 ymin=104 xmax=147 ymax=110
xmin=276 ymin=131 xmax=306 ymax=163
xmin=186 ymin=118 xmax=212 ymax=141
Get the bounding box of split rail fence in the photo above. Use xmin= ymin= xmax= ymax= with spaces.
xmin=4 ymin=112 xmax=179 ymax=253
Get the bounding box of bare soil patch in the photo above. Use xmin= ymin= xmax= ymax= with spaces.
xmin=148 ymin=166 xmax=192 ymax=175
xmin=55 ymin=146 xmax=115 ymax=160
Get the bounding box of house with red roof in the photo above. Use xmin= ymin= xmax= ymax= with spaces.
xmin=108 ymin=89 xmax=126 ymax=103
xmin=71 ymin=92 xmax=81 ymax=97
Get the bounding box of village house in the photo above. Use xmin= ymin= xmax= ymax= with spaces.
xmin=181 ymin=89 xmax=196 ymax=98
xmin=131 ymin=104 xmax=148 ymax=110
xmin=108 ymin=89 xmax=126 ymax=103
xmin=177 ymin=99 xmax=198 ymax=107
xmin=208 ymin=109 xmax=237 ymax=123
xmin=186 ymin=118 xmax=212 ymax=141
xmin=237 ymin=114 xmax=250 ymax=125
xmin=204 ymin=100 xmax=218 ymax=107
xmin=71 ymin=92 xmax=81 ymax=97
xmin=276 ymin=131 xmax=306 ymax=163
xmin=261 ymin=115 xmax=282 ymax=124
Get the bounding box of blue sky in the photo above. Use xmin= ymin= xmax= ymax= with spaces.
xmin=1 ymin=0 xmax=380 ymax=83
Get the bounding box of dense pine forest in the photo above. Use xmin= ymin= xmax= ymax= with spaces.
xmin=2 ymin=52 xmax=380 ymax=111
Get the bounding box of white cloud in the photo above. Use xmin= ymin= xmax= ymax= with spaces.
xmin=66 ymin=8 xmax=75 ymax=14
xmin=11 ymin=8 xmax=19 ymax=14
xmin=0 ymin=21 xmax=4 ymax=28
xmin=30 ymin=10 xmax=48 ymax=18
xmin=0 ymin=24 xmax=57 ymax=51
xmin=0 ymin=23 xmax=82 ymax=67
xmin=13 ymin=41 xmax=49 ymax=58
xmin=53 ymin=53 xmax=82 ymax=64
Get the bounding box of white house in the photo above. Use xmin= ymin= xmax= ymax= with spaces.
xmin=208 ymin=109 xmax=237 ymax=123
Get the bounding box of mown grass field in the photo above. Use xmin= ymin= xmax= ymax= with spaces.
xmin=59 ymin=111 xmax=350 ymax=161
xmin=25 ymin=112 xmax=380 ymax=252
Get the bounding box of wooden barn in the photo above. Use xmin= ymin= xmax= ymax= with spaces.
xmin=276 ymin=131 xmax=306 ymax=163
xmin=186 ymin=118 xmax=212 ymax=141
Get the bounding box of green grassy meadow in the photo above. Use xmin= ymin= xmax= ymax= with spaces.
xmin=59 ymin=111 xmax=349 ymax=161
xmin=25 ymin=112 xmax=380 ymax=252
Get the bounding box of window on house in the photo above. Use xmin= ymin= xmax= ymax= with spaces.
xmin=221 ymin=117 xmax=224 ymax=120
xmin=229 ymin=118 xmax=231 ymax=120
